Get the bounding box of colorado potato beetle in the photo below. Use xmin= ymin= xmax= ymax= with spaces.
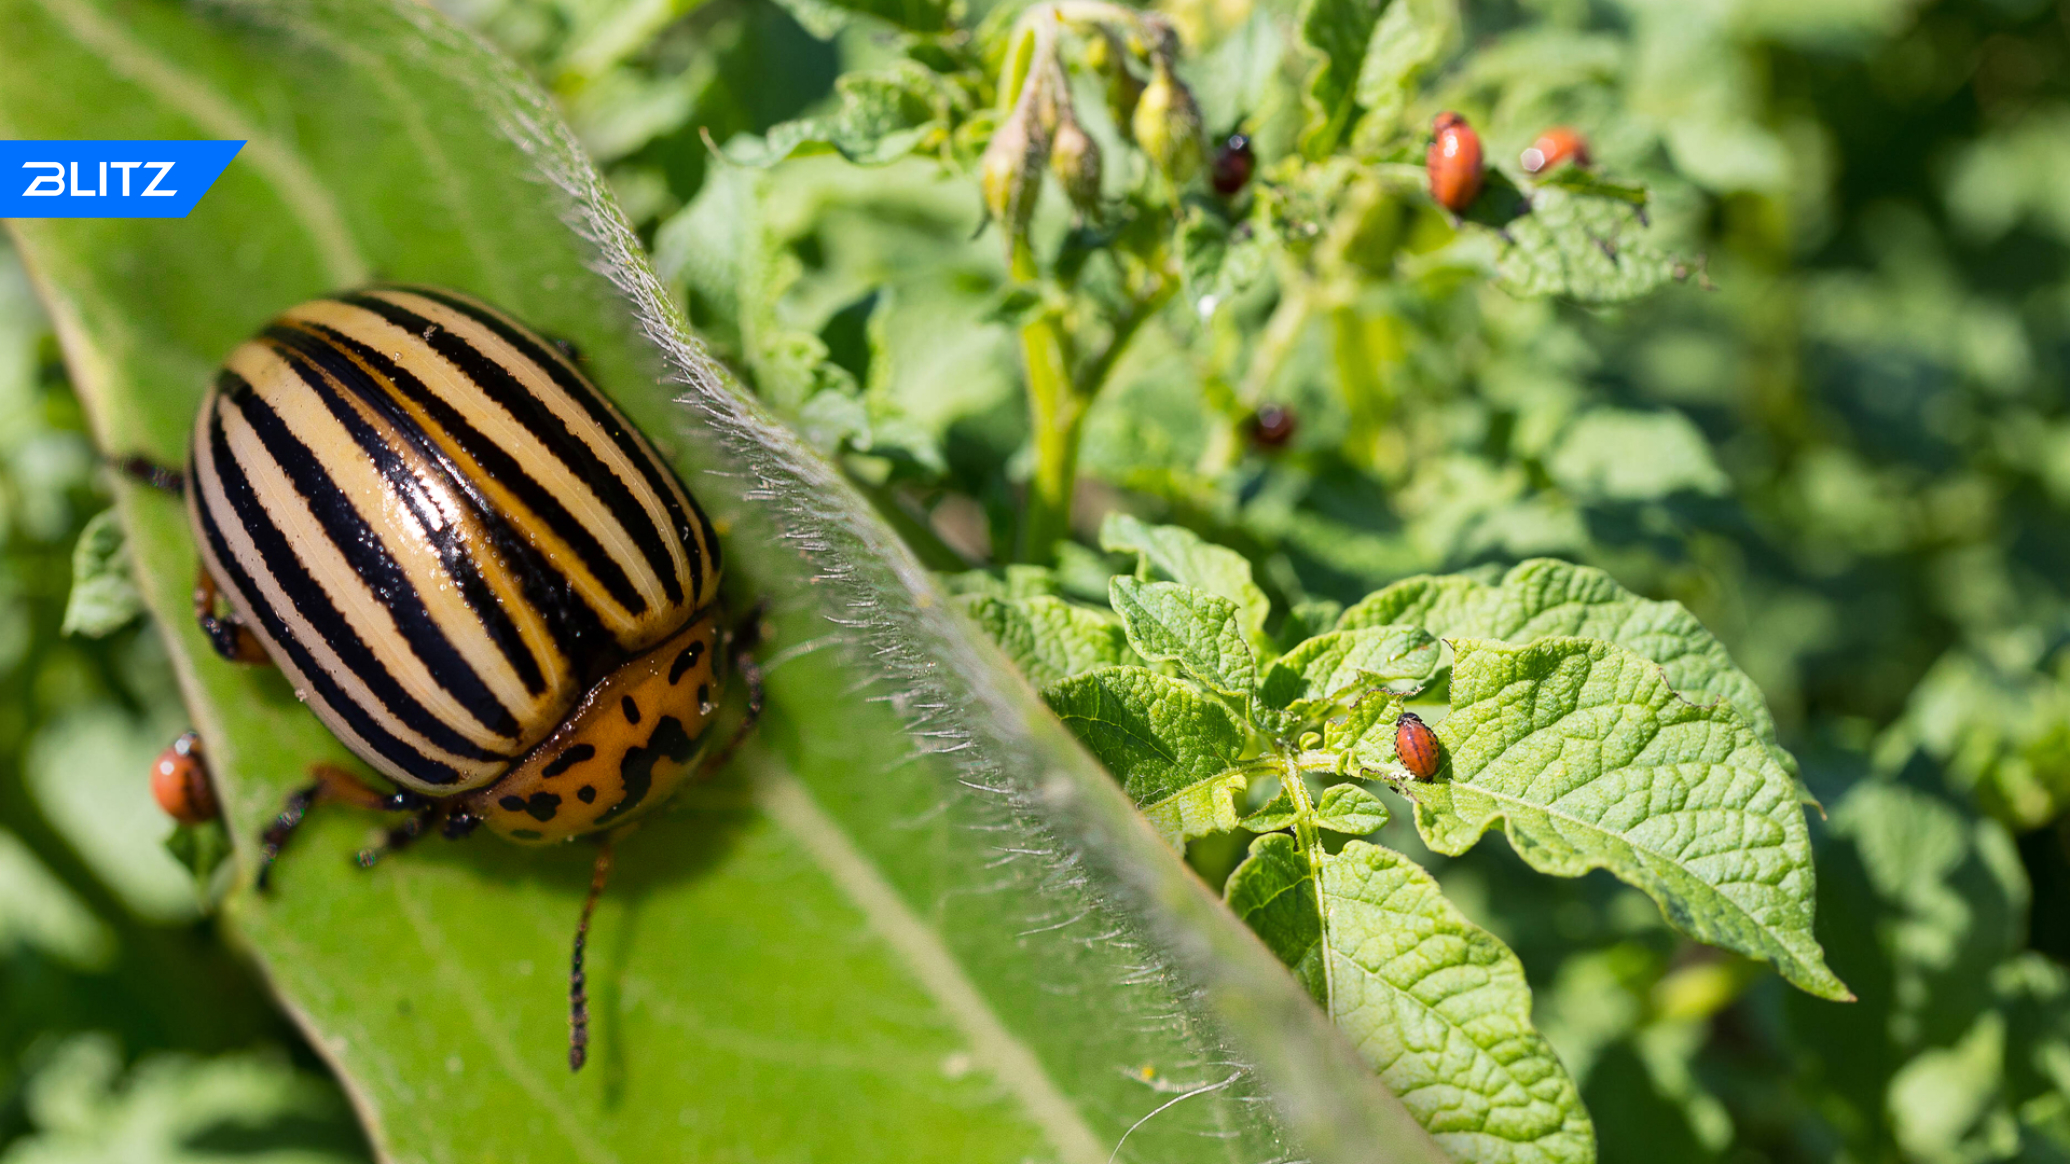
xmin=1521 ymin=126 xmax=1591 ymax=174
xmin=1426 ymin=111 xmax=1484 ymax=216
xmin=125 ymin=286 xmax=761 ymax=1071
xmin=1395 ymin=712 xmax=1440 ymax=780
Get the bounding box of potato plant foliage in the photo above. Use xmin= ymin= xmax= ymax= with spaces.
xmin=955 ymin=518 xmax=1844 ymax=1160
xmin=4 ymin=0 xmax=2070 ymax=1160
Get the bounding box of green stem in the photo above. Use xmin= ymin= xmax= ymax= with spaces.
xmin=1014 ymin=240 xmax=1080 ymax=563
xmin=1328 ymin=304 xmax=1388 ymax=470
xmin=1083 ymin=280 xmax=1174 ymax=398
xmin=1278 ymin=752 xmax=1336 ymax=1007
xmin=1014 ymin=240 xmax=1174 ymax=563
xmin=1241 ymin=281 xmax=1310 ymax=407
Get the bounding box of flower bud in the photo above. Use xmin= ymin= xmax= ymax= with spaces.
xmin=1132 ymin=58 xmax=1204 ymax=184
xmin=981 ymin=107 xmax=1050 ymax=232
xmin=1049 ymin=110 xmax=1103 ymax=217
xmin=1096 ymin=30 xmax=1144 ymax=137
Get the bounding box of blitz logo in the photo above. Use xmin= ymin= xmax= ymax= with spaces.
xmin=0 ymin=141 xmax=244 ymax=219
xmin=21 ymin=160 xmax=180 ymax=198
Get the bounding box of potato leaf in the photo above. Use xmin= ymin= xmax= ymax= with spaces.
xmin=1260 ymin=625 xmax=1440 ymax=714
xmin=1339 ymin=558 xmax=1795 ymax=778
xmin=1227 ymin=836 xmax=1594 ymax=1163
xmin=1109 ymin=577 xmax=1256 ymax=699
xmin=1320 ymin=842 xmax=1595 ymax=1164
xmin=61 ymin=507 xmax=143 ymax=638
xmin=1417 ymin=637 xmax=1850 ymax=1001
xmin=1101 ymin=514 xmax=1272 ymax=650
xmin=1044 ymin=667 xmax=1250 ymax=847
xmin=956 ymin=593 xmax=1138 ymax=688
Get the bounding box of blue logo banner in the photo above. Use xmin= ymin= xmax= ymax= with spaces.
xmin=0 ymin=140 xmax=245 ymax=219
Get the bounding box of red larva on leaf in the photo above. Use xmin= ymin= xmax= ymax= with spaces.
xmin=1245 ymin=403 xmax=1297 ymax=449
xmin=151 ymin=731 xmax=220 ymax=825
xmin=1426 ymin=111 xmax=1483 ymax=215
xmin=1521 ymin=126 xmax=1591 ymax=174
xmin=1395 ymin=712 xmax=1441 ymax=780
xmin=1212 ymin=133 xmax=1254 ymax=196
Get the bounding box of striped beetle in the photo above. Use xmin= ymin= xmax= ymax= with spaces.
xmin=126 ymin=286 xmax=761 ymax=1070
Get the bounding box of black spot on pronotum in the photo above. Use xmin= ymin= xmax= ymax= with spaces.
xmin=523 ymin=791 xmax=562 ymax=822
xmin=670 ymin=640 xmax=705 ymax=684
xmin=621 ymin=695 xmax=641 ymax=725
xmin=696 ymin=683 xmax=711 ymax=713
xmin=541 ymin=744 xmax=595 ymax=778
xmin=595 ymin=716 xmax=696 ymax=826
xmin=577 ymin=785 xmax=596 ymax=803
xmin=499 ymin=795 xmax=527 ymax=812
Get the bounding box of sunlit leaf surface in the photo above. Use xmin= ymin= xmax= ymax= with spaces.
xmin=0 ymin=1 xmax=1445 ymax=1160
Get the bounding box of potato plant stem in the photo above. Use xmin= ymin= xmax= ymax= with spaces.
xmin=1014 ymin=239 xmax=1080 ymax=562
xmin=1279 ymin=753 xmax=1337 ymax=1007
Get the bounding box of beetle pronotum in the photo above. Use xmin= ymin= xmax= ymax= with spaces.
xmin=125 ymin=286 xmax=762 ymax=1071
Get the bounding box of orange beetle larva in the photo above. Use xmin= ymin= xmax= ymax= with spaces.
xmin=1426 ymin=112 xmax=1484 ymax=215
xmin=1395 ymin=712 xmax=1441 ymax=780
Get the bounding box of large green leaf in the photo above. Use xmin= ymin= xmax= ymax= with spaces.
xmin=1296 ymin=0 xmax=1387 ymax=157
xmin=1339 ymin=558 xmax=1794 ymax=778
xmin=1109 ymin=578 xmax=1257 ymax=699
xmin=1101 ymin=514 xmax=1273 ymax=651
xmin=1320 ymin=843 xmax=1593 ymax=1164
xmin=0 ymin=1 xmax=1445 ymax=1161
xmin=1043 ymin=667 xmax=1251 ymax=849
xmin=954 ymin=593 xmax=1138 ymax=688
xmin=1224 ymin=837 xmax=1594 ymax=1163
xmin=1416 ymin=638 xmax=1850 ymax=1001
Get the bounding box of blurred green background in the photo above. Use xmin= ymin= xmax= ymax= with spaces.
xmin=4 ymin=0 xmax=2069 ymax=1160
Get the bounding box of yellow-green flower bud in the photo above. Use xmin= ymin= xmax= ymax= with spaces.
xmin=1083 ymin=27 xmax=1112 ymax=71
xmin=1131 ymin=58 xmax=1204 ymax=184
xmin=1049 ymin=111 xmax=1102 ymax=218
xmin=1095 ymin=29 xmax=1143 ymax=139
xmin=981 ymin=106 xmax=1050 ymax=232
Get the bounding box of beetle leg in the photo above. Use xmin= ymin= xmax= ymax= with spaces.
xmin=193 ymin=569 xmax=271 ymax=665
xmin=255 ymin=763 xmax=413 ymax=889
xmin=110 ymin=454 xmax=184 ymax=495
xmin=688 ymin=635 xmax=765 ymax=784
xmin=354 ymin=803 xmax=444 ymax=869
xmin=568 ymin=832 xmax=617 ymax=1073
xmin=255 ymin=781 xmax=321 ymax=891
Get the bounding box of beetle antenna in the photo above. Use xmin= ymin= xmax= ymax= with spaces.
xmin=108 ymin=454 xmax=184 ymax=495
xmin=569 ymin=834 xmax=616 ymax=1073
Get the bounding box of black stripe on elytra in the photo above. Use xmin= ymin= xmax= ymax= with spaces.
xmin=264 ymin=328 xmax=548 ymax=698
xmin=301 ymin=320 xmax=651 ymax=621
xmin=195 ymin=396 xmax=495 ymax=785
xmin=205 ymin=388 xmax=508 ymax=764
xmin=391 ymin=287 xmax=714 ymax=602
xmin=264 ymin=325 xmax=612 ymax=680
xmin=242 ymin=351 xmax=522 ymax=740
xmin=342 ymin=291 xmax=688 ymax=608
